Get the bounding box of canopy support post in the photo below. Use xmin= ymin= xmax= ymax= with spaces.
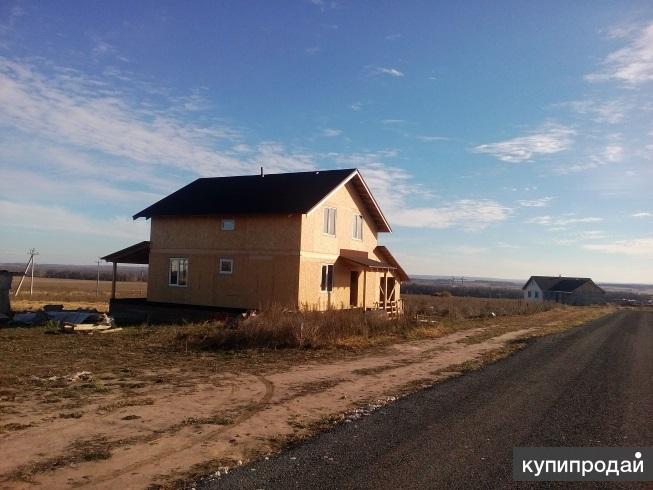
xmin=383 ymin=270 xmax=388 ymax=311
xmin=111 ymin=262 xmax=117 ymax=300
xmin=362 ymin=269 xmax=367 ymax=312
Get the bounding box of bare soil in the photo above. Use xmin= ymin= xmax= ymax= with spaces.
xmin=0 ymin=306 xmax=612 ymax=489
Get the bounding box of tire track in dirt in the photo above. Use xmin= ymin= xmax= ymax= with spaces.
xmin=80 ymin=375 xmax=275 ymax=488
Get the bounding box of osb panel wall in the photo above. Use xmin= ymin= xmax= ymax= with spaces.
xmin=298 ymin=258 xmax=383 ymax=310
xmin=147 ymin=252 xmax=300 ymax=309
xmin=300 ymin=181 xmax=379 ymax=255
xmin=150 ymin=214 xmax=302 ymax=252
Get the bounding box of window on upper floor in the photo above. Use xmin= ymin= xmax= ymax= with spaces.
xmin=221 ymin=218 xmax=235 ymax=231
xmin=534 ymin=291 xmax=539 ymax=298
xmin=353 ymin=214 xmax=363 ymax=240
xmin=169 ymin=258 xmax=188 ymax=286
xmin=320 ymin=264 xmax=334 ymax=292
xmin=528 ymin=291 xmax=532 ymax=298
xmin=323 ymin=207 xmax=336 ymax=236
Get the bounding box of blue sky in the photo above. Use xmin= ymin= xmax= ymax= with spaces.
xmin=0 ymin=1 xmax=652 ymax=282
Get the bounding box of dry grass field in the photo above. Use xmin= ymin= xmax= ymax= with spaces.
xmin=1 ymin=279 xmax=615 ymax=488
xmin=9 ymin=277 xmax=145 ymax=311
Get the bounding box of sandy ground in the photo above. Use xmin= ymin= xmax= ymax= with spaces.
xmin=0 ymin=308 xmax=611 ymax=489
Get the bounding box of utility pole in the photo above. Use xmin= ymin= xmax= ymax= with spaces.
xmin=29 ymin=248 xmax=38 ymax=296
xmin=15 ymin=248 xmax=38 ymax=296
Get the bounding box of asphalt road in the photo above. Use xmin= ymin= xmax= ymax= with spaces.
xmin=199 ymin=310 xmax=652 ymax=489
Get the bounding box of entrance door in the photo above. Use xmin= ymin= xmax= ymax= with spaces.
xmin=350 ymin=271 xmax=359 ymax=306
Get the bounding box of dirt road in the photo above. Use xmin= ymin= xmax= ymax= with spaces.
xmin=200 ymin=310 xmax=652 ymax=489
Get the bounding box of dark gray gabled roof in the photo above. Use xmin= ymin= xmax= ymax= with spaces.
xmin=133 ymin=169 xmax=392 ymax=232
xmin=523 ymin=276 xmax=603 ymax=293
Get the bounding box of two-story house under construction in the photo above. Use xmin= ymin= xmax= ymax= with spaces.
xmin=103 ymin=169 xmax=408 ymax=317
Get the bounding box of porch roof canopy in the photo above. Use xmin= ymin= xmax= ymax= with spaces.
xmin=338 ymin=249 xmax=395 ymax=272
xmin=102 ymin=241 xmax=150 ymax=264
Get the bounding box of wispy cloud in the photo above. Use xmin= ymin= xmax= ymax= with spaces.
xmin=415 ymin=135 xmax=450 ymax=142
xmin=555 ymin=143 xmax=625 ymax=174
xmin=586 ymin=22 xmax=653 ymax=84
xmin=472 ymin=125 xmax=575 ymax=163
xmin=305 ymin=46 xmax=320 ymax=55
xmin=380 ymin=119 xmax=406 ymax=125
xmin=560 ymin=99 xmax=629 ymax=124
xmin=632 ymin=211 xmax=652 ymax=218
xmin=390 ymin=199 xmax=512 ymax=231
xmin=350 ymin=101 xmax=363 ymax=111
xmin=0 ymin=57 xmax=313 ymax=177
xmin=527 ymin=215 xmax=603 ymax=227
xmin=385 ymin=33 xmax=402 ymax=41
xmin=552 ymin=230 xmax=607 ymax=245
xmin=373 ymin=67 xmax=405 ymax=77
xmin=321 ymin=128 xmax=342 ymax=137
xmin=0 ymin=200 xmax=149 ymax=240
xmin=517 ymin=197 xmax=553 ymax=207
xmin=330 ymin=152 xmax=511 ymax=230
xmin=583 ymin=237 xmax=653 ymax=256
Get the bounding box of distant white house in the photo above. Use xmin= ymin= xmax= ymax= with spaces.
xmin=522 ymin=276 xmax=605 ymax=305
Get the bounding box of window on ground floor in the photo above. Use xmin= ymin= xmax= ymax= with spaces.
xmin=219 ymin=258 xmax=234 ymax=274
xmin=320 ymin=264 xmax=334 ymax=292
xmin=169 ymin=258 xmax=188 ymax=286
xmin=528 ymin=291 xmax=531 ymax=298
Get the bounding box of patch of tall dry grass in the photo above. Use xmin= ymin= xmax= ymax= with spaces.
xmin=403 ymin=294 xmax=558 ymax=320
xmin=175 ymin=295 xmax=562 ymax=351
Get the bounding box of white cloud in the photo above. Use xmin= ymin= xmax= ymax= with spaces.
xmin=632 ymin=212 xmax=652 ymax=218
xmin=321 ymin=128 xmax=342 ymax=137
xmin=561 ymin=99 xmax=628 ymax=124
xmin=554 ymin=144 xmax=624 ymax=174
xmin=527 ymin=215 xmax=603 ymax=227
xmin=330 ymin=153 xmax=510 ymax=230
xmin=374 ymin=67 xmax=405 ymax=77
xmin=472 ymin=125 xmax=575 ymax=163
xmin=350 ymin=101 xmax=363 ymax=111
xmin=586 ymin=22 xmax=653 ymax=84
xmin=386 ymin=33 xmax=402 ymax=41
xmin=305 ymin=46 xmax=320 ymax=55
xmin=0 ymin=200 xmax=149 ymax=240
xmin=583 ymin=237 xmax=653 ymax=256
xmin=0 ymin=57 xmax=312 ymax=178
xmin=552 ymin=230 xmax=607 ymax=245
xmin=391 ymin=200 xmax=511 ymax=230
xmin=517 ymin=197 xmax=553 ymax=207
xmin=415 ymin=135 xmax=449 ymax=142
xmin=380 ymin=119 xmax=406 ymax=125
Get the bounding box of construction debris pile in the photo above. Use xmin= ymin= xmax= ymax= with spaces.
xmin=7 ymin=305 xmax=121 ymax=333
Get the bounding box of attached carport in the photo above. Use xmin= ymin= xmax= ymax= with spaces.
xmin=101 ymin=241 xmax=150 ymax=299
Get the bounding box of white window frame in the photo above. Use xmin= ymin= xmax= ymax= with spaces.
xmin=323 ymin=207 xmax=336 ymax=236
xmin=221 ymin=217 xmax=235 ymax=231
xmin=169 ymin=257 xmax=188 ymax=287
xmin=320 ymin=264 xmax=334 ymax=292
xmin=219 ymin=258 xmax=234 ymax=275
xmin=352 ymin=213 xmax=363 ymax=240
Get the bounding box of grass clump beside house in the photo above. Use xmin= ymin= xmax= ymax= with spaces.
xmin=175 ymin=295 xmax=561 ymax=351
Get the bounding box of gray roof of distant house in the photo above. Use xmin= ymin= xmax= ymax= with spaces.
xmin=523 ymin=276 xmax=604 ymax=293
